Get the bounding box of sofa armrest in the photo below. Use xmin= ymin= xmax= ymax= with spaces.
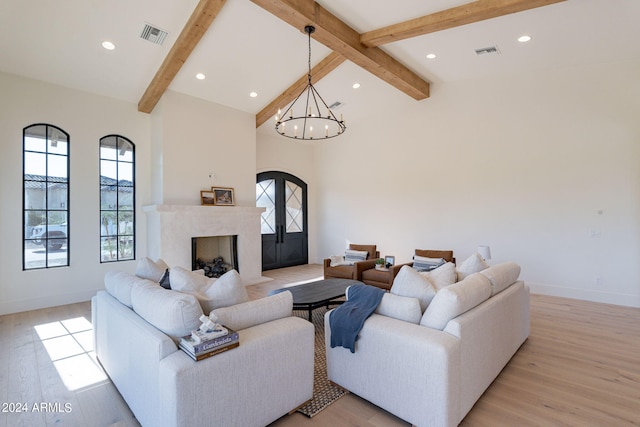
xmin=325 ymin=312 xmax=460 ymax=426
xmin=210 ymin=291 xmax=292 ymax=331
xmin=159 ymin=316 xmax=314 ymax=427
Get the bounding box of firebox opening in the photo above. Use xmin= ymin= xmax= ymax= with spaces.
xmin=191 ymin=235 xmax=238 ymax=278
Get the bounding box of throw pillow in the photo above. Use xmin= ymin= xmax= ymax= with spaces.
xmin=390 ymin=265 xmax=436 ymax=312
xmin=330 ymin=255 xmax=349 ymax=267
xmin=412 ymin=255 xmax=445 ymax=272
xmin=344 ymin=249 xmax=368 ymax=262
xmin=211 ymin=291 xmax=293 ymax=331
xmin=419 ymin=262 xmax=457 ymax=291
xmin=202 ymin=269 xmax=250 ymax=312
xmin=170 ymin=267 xmax=249 ymax=313
xmin=456 ymin=252 xmax=490 ymax=281
xmin=130 ymin=281 xmax=203 ymax=342
xmin=169 ymin=266 xmax=211 ymax=293
xmin=375 ymin=293 xmax=422 ymax=324
xmin=135 ymin=257 xmax=169 ymax=282
xmin=158 ymin=269 xmax=171 ymax=289
xmin=420 ymin=273 xmax=492 ymax=330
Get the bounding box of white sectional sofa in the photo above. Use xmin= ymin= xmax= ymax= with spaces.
xmin=325 ymin=261 xmax=530 ymax=427
xmin=92 ymin=267 xmax=314 ymax=427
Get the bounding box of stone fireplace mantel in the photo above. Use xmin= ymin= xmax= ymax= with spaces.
xmin=143 ymin=205 xmax=265 ymax=284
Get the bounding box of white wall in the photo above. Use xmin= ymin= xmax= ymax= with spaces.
xmin=310 ymin=60 xmax=640 ymax=307
xmin=0 ymin=72 xmax=150 ymax=315
xmin=151 ymin=90 xmax=256 ymax=206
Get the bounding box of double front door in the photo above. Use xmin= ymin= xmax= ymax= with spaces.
xmin=256 ymin=171 xmax=308 ymax=271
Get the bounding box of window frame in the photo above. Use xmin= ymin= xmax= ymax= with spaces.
xmin=23 ymin=123 xmax=70 ymax=270
xmin=99 ymin=134 xmax=136 ymax=263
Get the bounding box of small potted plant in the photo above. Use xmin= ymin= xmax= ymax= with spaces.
xmin=375 ymin=258 xmax=386 ymax=270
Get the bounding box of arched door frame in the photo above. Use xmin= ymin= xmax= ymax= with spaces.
xmin=257 ymin=171 xmax=308 ymax=271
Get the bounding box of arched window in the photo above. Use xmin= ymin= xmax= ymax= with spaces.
xmin=100 ymin=135 xmax=135 ymax=262
xmin=23 ymin=124 xmax=70 ymax=270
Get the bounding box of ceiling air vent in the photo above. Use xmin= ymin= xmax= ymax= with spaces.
xmin=140 ymin=23 xmax=168 ymax=46
xmin=475 ymin=46 xmax=500 ymax=56
xmin=329 ymin=101 xmax=344 ymax=110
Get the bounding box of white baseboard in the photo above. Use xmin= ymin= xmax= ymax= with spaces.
xmin=527 ymin=282 xmax=640 ymax=308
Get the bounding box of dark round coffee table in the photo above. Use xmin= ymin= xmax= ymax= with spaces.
xmin=269 ymin=278 xmax=360 ymax=321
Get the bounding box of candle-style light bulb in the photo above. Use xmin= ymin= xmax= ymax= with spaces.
xmin=294 ymin=125 xmax=298 ymax=138
xmin=325 ymin=124 xmax=329 ymax=137
xmin=310 ymin=126 xmax=313 ymax=138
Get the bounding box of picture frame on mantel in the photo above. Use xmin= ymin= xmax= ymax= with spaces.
xmin=212 ymin=187 xmax=235 ymax=206
xmin=200 ymin=190 xmax=215 ymax=205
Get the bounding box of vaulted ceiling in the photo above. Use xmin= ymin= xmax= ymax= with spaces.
xmin=2 ymin=0 xmax=639 ymax=132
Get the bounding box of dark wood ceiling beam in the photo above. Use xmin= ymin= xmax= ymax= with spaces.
xmin=138 ymin=0 xmax=228 ymax=113
xmin=360 ymin=0 xmax=567 ymax=47
xmin=250 ymin=0 xmax=431 ymax=102
xmin=255 ymin=51 xmax=345 ymax=128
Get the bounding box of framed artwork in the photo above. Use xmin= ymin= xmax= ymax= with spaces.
xmin=201 ymin=190 xmax=215 ymax=205
xmin=384 ymin=255 xmax=395 ymax=266
xmin=212 ymin=187 xmax=235 ymax=206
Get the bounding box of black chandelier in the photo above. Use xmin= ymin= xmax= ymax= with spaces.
xmin=275 ymin=25 xmax=346 ymax=140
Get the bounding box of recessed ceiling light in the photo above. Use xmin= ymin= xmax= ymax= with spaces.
xmin=249 ymin=92 xmax=258 ymax=98
xmin=195 ymin=73 xmax=206 ymax=80
xmin=518 ymin=35 xmax=532 ymax=43
xmin=101 ymin=41 xmax=115 ymax=50
xmin=426 ymin=53 xmax=436 ymax=59
xmin=352 ymin=83 xmax=360 ymax=89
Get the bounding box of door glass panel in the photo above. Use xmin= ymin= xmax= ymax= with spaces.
xmin=256 ymin=179 xmax=276 ymax=234
xmin=285 ymin=180 xmax=303 ymax=233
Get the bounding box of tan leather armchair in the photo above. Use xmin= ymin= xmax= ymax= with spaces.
xmin=360 ymin=249 xmax=455 ymax=291
xmin=323 ymin=244 xmax=380 ymax=281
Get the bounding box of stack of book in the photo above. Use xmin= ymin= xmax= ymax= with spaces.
xmin=179 ymin=327 xmax=239 ymax=361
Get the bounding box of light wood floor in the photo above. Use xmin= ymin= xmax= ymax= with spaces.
xmin=1 ymin=264 xmax=639 ymax=426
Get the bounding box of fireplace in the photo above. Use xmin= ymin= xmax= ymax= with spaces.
xmin=143 ymin=205 xmax=266 ymax=284
xmin=192 ymin=235 xmax=238 ymax=277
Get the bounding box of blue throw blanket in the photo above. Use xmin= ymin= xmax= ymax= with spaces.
xmin=329 ymin=284 xmax=385 ymax=353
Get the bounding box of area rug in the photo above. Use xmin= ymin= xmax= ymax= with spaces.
xmin=293 ymin=306 xmax=348 ymax=417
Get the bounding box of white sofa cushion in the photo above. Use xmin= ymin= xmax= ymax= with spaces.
xmin=130 ymin=281 xmax=203 ymax=341
xmin=135 ymin=257 xmax=169 ymax=282
xmin=420 ymin=273 xmax=492 ymax=330
xmin=375 ymin=293 xmax=423 ymax=324
xmin=390 ymin=265 xmax=436 ymax=312
xmin=211 ymin=291 xmax=293 ymax=331
xmin=104 ymin=270 xmax=152 ymax=308
xmin=481 ymin=262 xmax=521 ymax=296
xmin=419 ymin=262 xmax=457 ymax=290
xmin=456 ymin=252 xmax=490 ymax=281
xmin=170 ymin=267 xmax=249 ymax=313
